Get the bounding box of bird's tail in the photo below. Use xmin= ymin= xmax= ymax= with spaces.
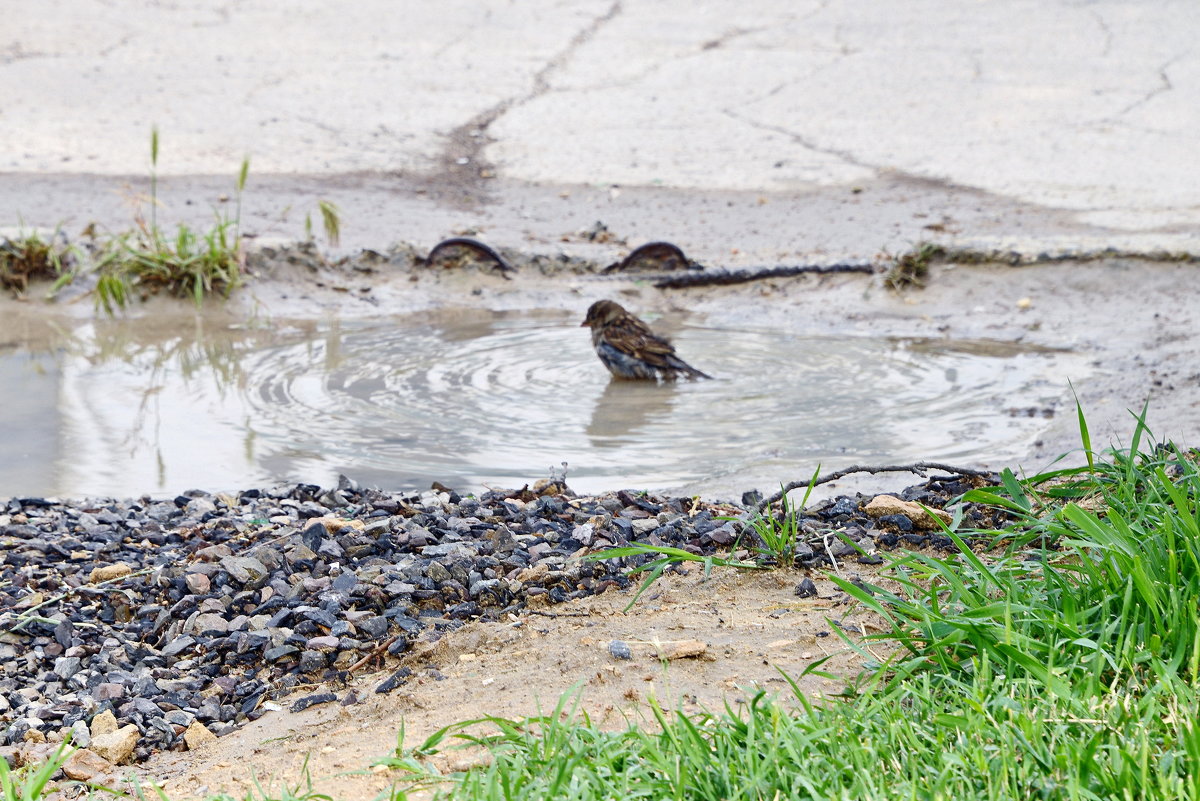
xmin=667 ymin=355 xmax=712 ymax=380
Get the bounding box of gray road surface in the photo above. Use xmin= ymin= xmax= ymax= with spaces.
xmin=1 ymin=1 xmax=1196 ymax=257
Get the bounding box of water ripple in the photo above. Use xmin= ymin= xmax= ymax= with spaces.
xmin=4 ymin=309 xmax=1084 ymax=498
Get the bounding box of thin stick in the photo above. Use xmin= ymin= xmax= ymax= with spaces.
xmin=5 ymin=568 xmax=154 ymax=635
xmin=755 ymin=462 xmax=996 ymax=514
xmin=347 ymin=635 xmax=400 ymax=674
xmin=823 ymin=536 xmax=844 ymax=580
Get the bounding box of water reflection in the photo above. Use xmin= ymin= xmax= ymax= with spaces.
xmin=0 ymin=308 xmax=1085 ymax=499
xmin=587 ymin=380 xmax=679 ymax=445
xmin=0 ymin=347 xmax=59 ymax=495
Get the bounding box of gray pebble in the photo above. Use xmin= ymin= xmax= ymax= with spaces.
xmin=608 ymin=640 xmax=633 ymax=660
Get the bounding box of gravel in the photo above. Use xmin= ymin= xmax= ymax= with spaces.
xmin=0 ymin=471 xmax=989 ymax=770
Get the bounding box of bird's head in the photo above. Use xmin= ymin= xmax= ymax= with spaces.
xmin=580 ymin=299 xmax=628 ymax=329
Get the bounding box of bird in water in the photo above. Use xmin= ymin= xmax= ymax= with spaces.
xmin=580 ymin=299 xmax=711 ymax=381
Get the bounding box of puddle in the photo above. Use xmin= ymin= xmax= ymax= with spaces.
xmin=0 ymin=308 xmax=1085 ymax=500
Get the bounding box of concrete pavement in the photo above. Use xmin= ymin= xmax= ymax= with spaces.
xmin=1 ymin=1 xmax=1197 ymax=255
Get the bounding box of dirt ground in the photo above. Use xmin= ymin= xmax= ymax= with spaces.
xmin=140 ymin=564 xmax=890 ymax=799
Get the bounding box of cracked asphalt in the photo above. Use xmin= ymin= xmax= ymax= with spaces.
xmin=1 ymin=0 xmax=1196 ymax=259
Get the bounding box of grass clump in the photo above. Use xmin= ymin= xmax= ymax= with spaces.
xmin=384 ymin=669 xmax=1200 ymax=801
xmin=3 ymin=129 xmax=250 ymax=313
xmin=89 ymin=128 xmax=249 ymax=313
xmin=883 ymin=241 xmax=945 ymax=289
xmin=93 ymin=208 xmax=244 ymax=313
xmin=741 ymin=476 xmax=817 ymax=568
xmin=0 ymin=228 xmax=76 ymax=297
xmin=847 ymin=413 xmax=1200 ymax=692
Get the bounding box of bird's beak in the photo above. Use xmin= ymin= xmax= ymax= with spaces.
xmin=579 ymin=320 xmax=589 ymax=327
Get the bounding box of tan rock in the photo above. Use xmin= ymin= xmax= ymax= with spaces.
xmin=864 ymin=495 xmax=953 ymax=530
xmin=62 ymin=748 xmax=114 ymax=781
xmin=657 ymin=639 xmax=708 ymax=660
xmin=190 ymin=613 xmax=230 ymax=635
xmin=89 ymin=709 xmax=119 ymax=736
xmin=184 ymin=572 xmax=211 ymax=594
xmin=516 ymin=563 xmax=548 ymax=582
xmin=17 ymin=741 xmax=57 ymax=766
xmin=89 ymin=563 xmax=133 ymax=583
xmin=90 ymin=724 xmax=139 ymax=765
xmin=12 ymin=591 xmax=43 ymax=610
xmin=183 ymin=721 xmax=217 ymax=750
xmin=311 ymin=516 xmax=364 ymax=533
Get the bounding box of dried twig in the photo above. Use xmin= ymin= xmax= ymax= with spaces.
xmin=755 ymin=462 xmax=996 ymax=515
xmin=4 ymin=568 xmax=154 ymax=635
xmin=823 ymin=535 xmax=845 ymax=579
xmin=347 ymin=635 xmax=400 ymax=674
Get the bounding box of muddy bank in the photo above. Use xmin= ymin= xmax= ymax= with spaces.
xmin=8 ymin=170 xmax=1198 ymax=271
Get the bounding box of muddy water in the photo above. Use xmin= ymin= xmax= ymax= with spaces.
xmin=0 ymin=308 xmax=1083 ymax=500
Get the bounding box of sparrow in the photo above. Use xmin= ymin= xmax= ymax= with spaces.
xmin=580 ymin=299 xmax=711 ymax=381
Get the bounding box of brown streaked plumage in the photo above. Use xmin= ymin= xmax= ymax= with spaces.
xmin=580 ymin=300 xmax=711 ymax=381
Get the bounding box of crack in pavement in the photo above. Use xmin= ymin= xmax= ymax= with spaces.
xmin=193 ymin=2 xmax=233 ymax=29
xmin=720 ymin=103 xmax=1038 ymax=208
xmin=1085 ymin=7 xmax=1114 ymax=58
xmin=96 ymin=33 xmax=134 ymax=59
xmin=539 ymin=24 xmax=772 ymax=97
xmin=1114 ymin=55 xmax=1182 ymax=118
xmin=242 ymin=71 xmax=290 ymax=105
xmin=423 ymin=0 xmax=622 ymax=206
xmin=698 ymin=25 xmax=766 ymax=52
xmin=720 ymin=104 xmax=879 ymax=174
xmin=0 ymin=42 xmax=51 ymax=65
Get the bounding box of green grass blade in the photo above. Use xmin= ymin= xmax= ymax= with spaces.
xmin=1070 ymin=382 xmax=1094 ymax=470
xmin=623 ymin=561 xmax=667 ymax=611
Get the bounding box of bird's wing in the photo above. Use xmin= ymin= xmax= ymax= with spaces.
xmin=632 ymin=328 xmax=711 ymax=378
xmin=614 ymin=324 xmax=681 ymax=368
